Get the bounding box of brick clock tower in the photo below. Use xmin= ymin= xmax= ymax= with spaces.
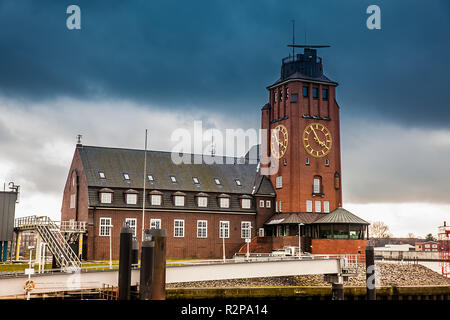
xmin=261 ymin=46 xmax=343 ymax=215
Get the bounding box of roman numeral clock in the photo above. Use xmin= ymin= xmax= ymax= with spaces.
xmin=303 ymin=123 xmax=332 ymax=158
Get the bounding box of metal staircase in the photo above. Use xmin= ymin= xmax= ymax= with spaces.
xmin=14 ymin=216 xmax=81 ymax=272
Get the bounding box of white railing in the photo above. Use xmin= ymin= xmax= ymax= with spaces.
xmin=59 ymin=220 xmax=87 ymax=233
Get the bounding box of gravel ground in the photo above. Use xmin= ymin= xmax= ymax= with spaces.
xmin=167 ymin=262 xmax=450 ymax=288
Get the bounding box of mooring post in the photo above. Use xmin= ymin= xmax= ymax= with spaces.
xmin=365 ymin=245 xmax=376 ymax=300
xmin=149 ymin=228 xmax=167 ymax=300
xmin=139 ymin=229 xmax=155 ymax=300
xmin=118 ymin=223 xmax=133 ymax=300
xmin=331 ymin=283 xmax=344 ymax=300
xmin=131 ymin=236 xmax=139 ymax=268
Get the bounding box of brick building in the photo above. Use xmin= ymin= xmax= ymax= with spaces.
xmin=60 ymin=46 xmax=369 ymax=260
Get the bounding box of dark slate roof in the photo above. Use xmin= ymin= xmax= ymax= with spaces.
xmin=264 ymin=213 xmax=326 ymax=225
xmin=267 ymin=71 xmax=338 ymax=89
xmin=78 ymin=145 xmax=268 ymax=193
xmin=313 ymin=208 xmax=370 ymax=225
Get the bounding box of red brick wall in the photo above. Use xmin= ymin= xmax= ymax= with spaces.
xmin=87 ymin=208 xmax=257 ymax=260
xmin=311 ymin=239 xmax=368 ymax=256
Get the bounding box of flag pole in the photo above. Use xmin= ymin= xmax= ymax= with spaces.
xmin=142 ymin=129 xmax=148 ymax=243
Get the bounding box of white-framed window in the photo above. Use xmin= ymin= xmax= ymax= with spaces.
xmin=258 ymin=228 xmax=265 ymax=237
xmin=219 ymin=197 xmax=230 ymax=208
xmin=306 ymin=200 xmax=313 ymax=212
xmin=259 ymin=200 xmax=265 ymax=208
xmin=266 ymin=200 xmax=271 ymax=208
xmin=151 ymin=194 xmax=162 ymax=206
xmin=241 ymin=221 xmax=251 ymax=239
xmin=219 ymin=221 xmax=230 ymax=239
xmin=125 ymin=218 xmax=137 ymax=237
xmin=313 ymin=178 xmax=321 ymax=193
xmin=123 ymin=173 xmax=130 ymax=180
xmin=197 ymin=196 xmax=208 ymax=208
xmin=174 ymin=219 xmax=184 ymax=237
xmin=279 ymin=200 xmax=282 ymax=212
xmin=286 ymin=87 xmax=289 ymax=100
xmin=276 ymin=176 xmax=282 ymax=189
xmin=242 ymin=199 xmax=251 ymax=209
xmin=325 ymin=159 xmax=330 ymax=167
xmin=235 ymin=179 xmax=241 ymax=186
xmin=315 ymin=200 xmax=321 ymax=213
xmin=214 ymin=178 xmax=221 ymax=185
xmin=100 ymin=192 xmax=112 ymax=204
xmin=99 ymin=171 xmax=106 ymax=179
xmin=126 ymin=193 xmax=138 ymax=205
xmin=170 ymin=176 xmax=177 ymax=183
xmin=193 ymin=177 xmax=199 ymax=184
xmin=323 ymin=201 xmax=330 ymax=213
xmin=174 ymin=195 xmax=185 ymax=206
xmin=99 ymin=217 xmax=112 ymax=236
xmin=70 ymin=194 xmax=76 ymax=209
xmin=150 ymin=218 xmax=161 ymax=229
xmin=306 ymin=157 xmax=310 ymax=165
xmin=148 ymin=175 xmax=154 ymax=181
xmin=72 ymin=175 xmax=76 ymax=187
xmin=197 ymin=220 xmax=207 ymax=238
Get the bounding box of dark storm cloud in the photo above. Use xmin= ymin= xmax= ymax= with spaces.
xmin=0 ymin=0 xmax=449 ymax=127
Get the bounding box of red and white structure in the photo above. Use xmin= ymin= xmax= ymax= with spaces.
xmin=438 ymin=221 xmax=450 ymax=277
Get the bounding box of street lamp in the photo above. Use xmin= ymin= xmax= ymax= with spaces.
xmin=298 ymin=223 xmax=304 ymax=259
xmin=245 ymin=225 xmax=254 ymax=261
xmin=108 ymin=224 xmax=114 ymax=269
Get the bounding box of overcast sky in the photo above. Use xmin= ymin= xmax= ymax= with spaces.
xmin=0 ymin=0 xmax=449 ymax=237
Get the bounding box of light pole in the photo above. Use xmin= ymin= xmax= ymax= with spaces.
xmin=245 ymin=225 xmax=254 ymax=261
xmin=109 ymin=224 xmax=114 ymax=269
xmin=298 ymin=223 xmax=304 ymax=259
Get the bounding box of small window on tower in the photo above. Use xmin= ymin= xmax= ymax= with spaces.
xmin=322 ymin=89 xmax=328 ymax=100
xmin=279 ymin=89 xmax=283 ymax=101
xmin=306 ymin=157 xmax=310 ymax=165
xmin=274 ymin=92 xmax=278 ymax=102
xmin=303 ymin=87 xmax=308 ymax=97
xmin=286 ymin=87 xmax=289 ymax=100
xmin=313 ymin=88 xmax=318 ymax=99
xmin=325 ymin=159 xmax=330 ymax=167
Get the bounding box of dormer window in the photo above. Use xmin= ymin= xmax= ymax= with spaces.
xmin=197 ymin=196 xmax=208 ymax=208
xmin=214 ymin=178 xmax=221 ymax=185
xmin=149 ymin=190 xmax=163 ymax=206
xmin=170 ymin=176 xmax=177 ymax=183
xmin=235 ymin=179 xmax=241 ymax=186
xmin=99 ymin=188 xmax=113 ymax=204
xmin=218 ymin=194 xmax=230 ymax=208
xmin=123 ymin=173 xmax=130 ymax=180
xmin=173 ymin=191 xmax=186 ymax=206
xmin=192 ymin=177 xmax=199 ymax=184
xmin=99 ymin=172 xmax=106 ymax=179
xmin=125 ymin=189 xmax=138 ymax=205
xmin=241 ymin=197 xmax=252 ymax=209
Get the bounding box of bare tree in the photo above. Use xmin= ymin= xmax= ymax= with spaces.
xmin=369 ymin=221 xmax=392 ymax=238
xmin=407 ymin=233 xmax=415 ymax=238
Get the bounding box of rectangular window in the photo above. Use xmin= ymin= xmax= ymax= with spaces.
xmin=274 ymin=92 xmax=278 ymax=103
xmin=313 ymin=88 xmax=318 ymax=98
xmin=219 ymin=197 xmax=230 ymax=208
xmin=325 ymin=158 xmax=329 ymax=167
xmin=197 ymin=220 xmax=207 ymax=238
xmin=313 ymin=178 xmax=321 ymax=194
xmin=219 ymin=221 xmax=230 ymax=239
xmin=279 ymin=200 xmax=282 ymax=212
xmin=258 ymin=228 xmax=265 ymax=237
xmin=174 ymin=196 xmax=185 ymax=206
xmin=100 ymin=192 xmax=112 ymax=204
xmin=324 ymin=201 xmax=330 ymax=213
xmin=214 ymin=178 xmax=221 ymax=185
xmin=125 ymin=218 xmax=137 ymax=237
xmin=151 ymin=194 xmax=162 ymax=206
xmin=192 ymin=177 xmax=199 ymax=184
xmin=126 ymin=194 xmax=137 ymax=205
xmin=302 ymin=86 xmax=308 ymax=97
xmin=99 ymin=217 xmax=111 ymax=236
xmin=148 ymin=175 xmax=154 ymax=181
xmin=123 ymin=173 xmax=130 ymax=180
xmin=170 ymin=176 xmax=177 ymax=183
xmin=322 ymin=88 xmax=328 ymax=100
xmin=99 ymin=171 xmax=106 ymax=179
xmin=276 ymin=176 xmax=283 ymax=189
xmin=279 ymin=89 xmax=283 ymax=101
xmin=174 ymin=219 xmax=184 ymax=237
xmin=235 ymin=179 xmax=241 ymax=186
xmin=266 ymin=200 xmax=271 ymax=208
xmin=241 ymin=221 xmax=251 ymax=239
xmin=70 ymin=194 xmax=76 ymax=209
xmin=285 ymin=87 xmax=289 ymax=100
xmin=150 ymin=218 xmax=161 ymax=229
xmin=306 ymin=200 xmax=313 ymax=212
xmin=259 ymin=200 xmax=265 ymax=208
xmin=242 ymin=199 xmax=251 ymax=209
xmin=315 ymin=200 xmax=321 ymax=213
xmin=197 ymin=196 xmax=208 ymax=208
xmin=306 ymin=157 xmax=310 ymax=165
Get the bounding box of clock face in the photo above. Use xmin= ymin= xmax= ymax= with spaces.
xmin=270 ymin=124 xmax=288 ymax=159
xmin=302 ymin=123 xmax=332 ymax=158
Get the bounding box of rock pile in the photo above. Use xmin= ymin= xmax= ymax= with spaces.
xmin=166 ymin=262 xmax=450 ymax=289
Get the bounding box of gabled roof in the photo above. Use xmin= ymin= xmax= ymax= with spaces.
xmin=313 ymin=208 xmax=370 ymax=225
xmin=77 ymin=145 xmax=274 ymax=195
